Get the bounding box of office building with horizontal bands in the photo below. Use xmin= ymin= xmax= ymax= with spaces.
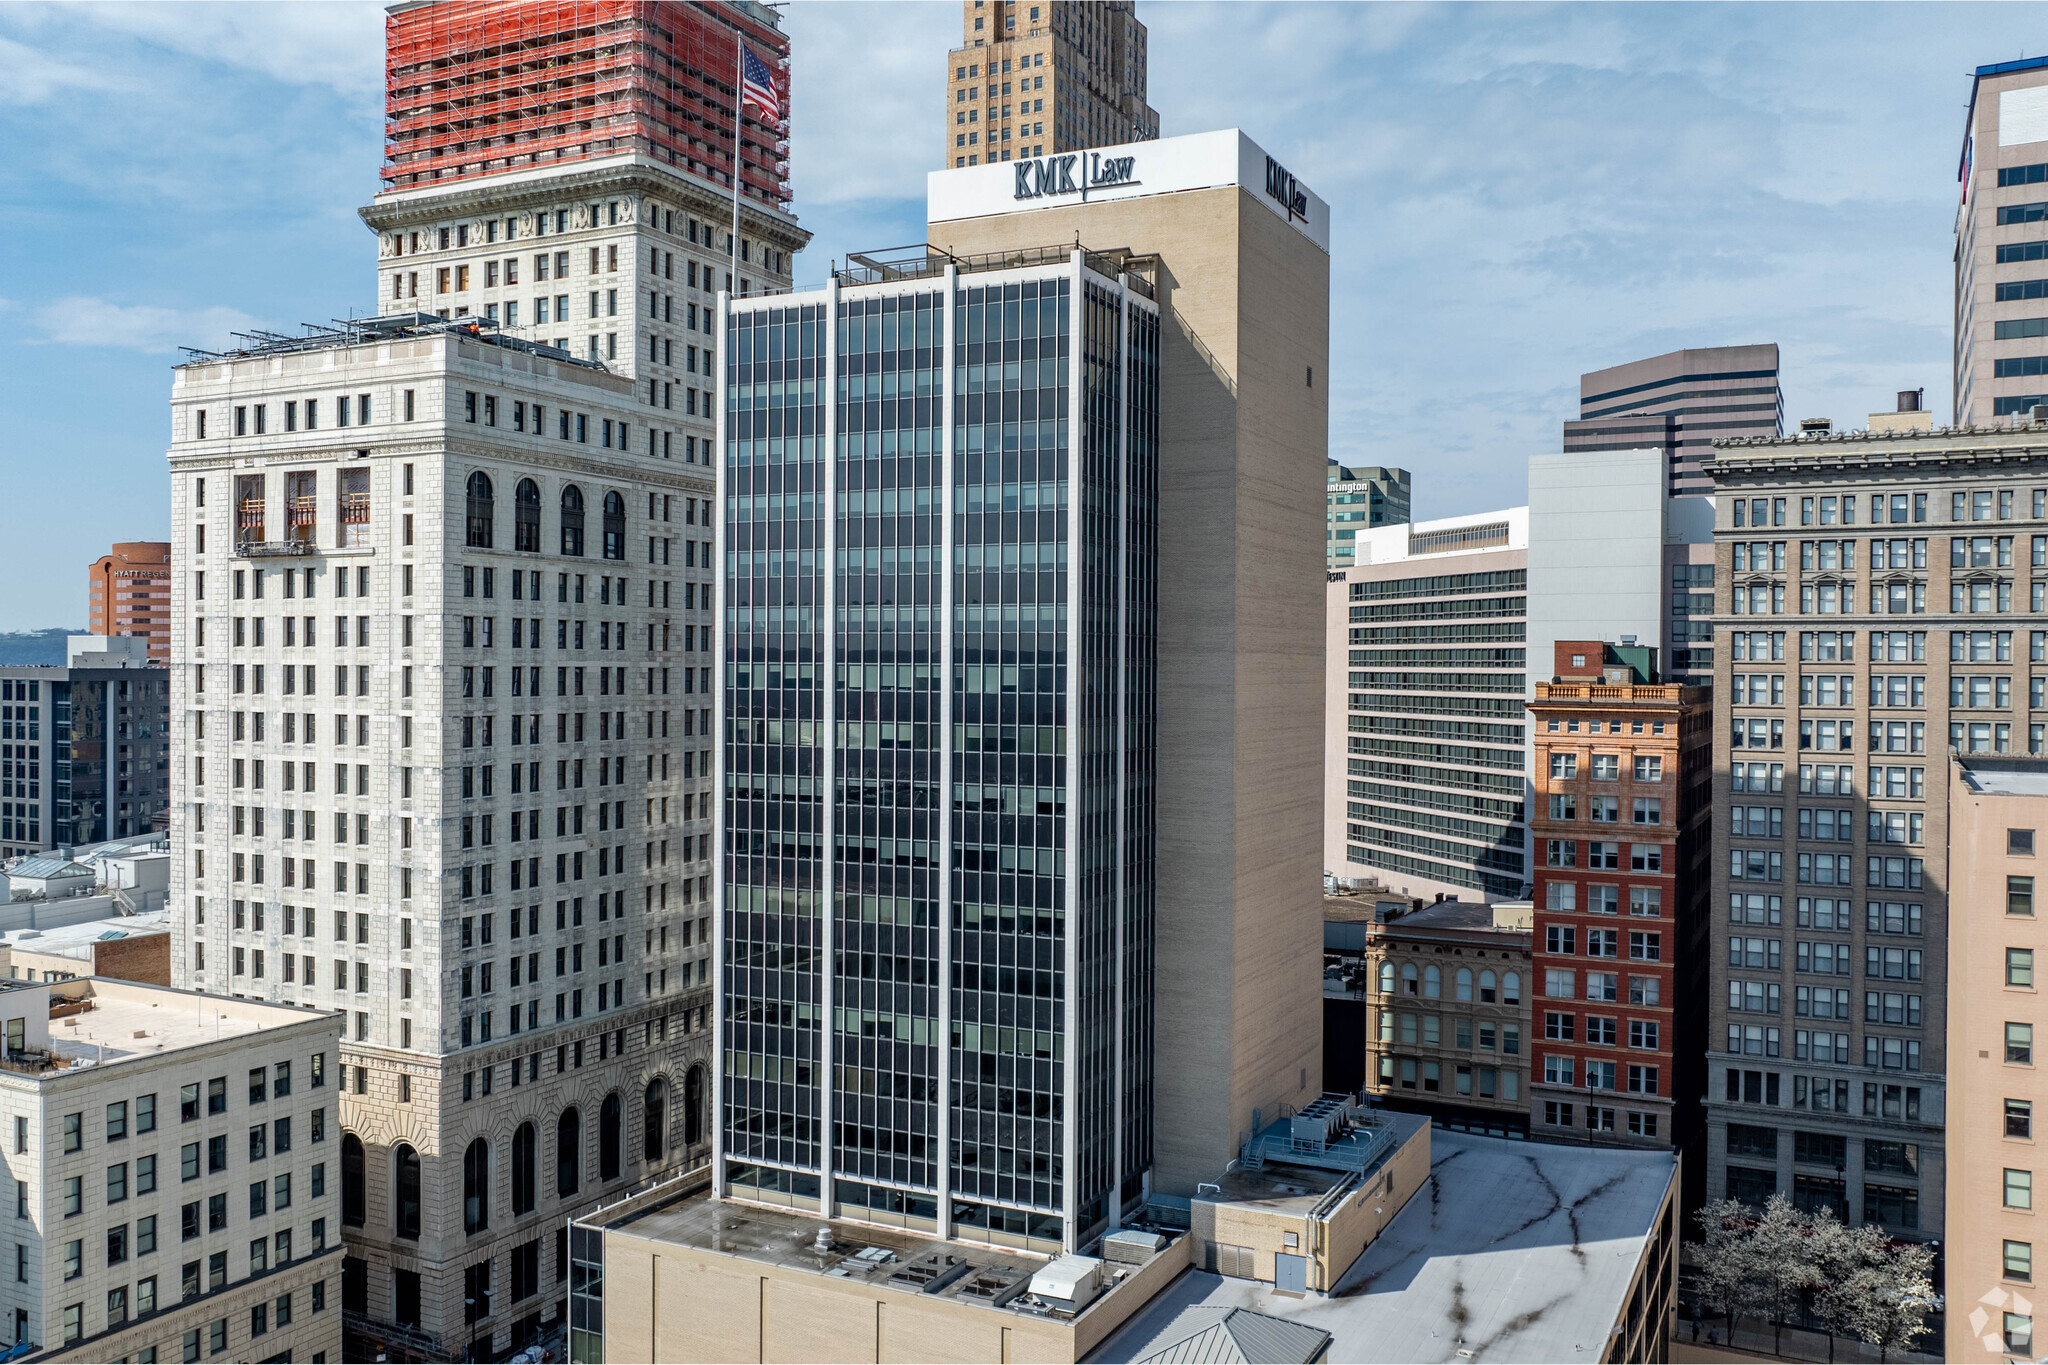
xmin=167 ymin=317 xmax=717 ymax=1360
xmin=0 ymin=978 xmax=343 ymax=1364
xmin=1526 ymin=642 xmax=1712 ymax=1153
xmin=1325 ymin=462 xmax=1410 ymax=571
xmin=1565 ymin=345 xmax=1783 ymax=496
xmin=944 ymin=0 xmax=1158 ymax=169
xmin=1328 ymin=509 xmax=1530 ymax=905
xmin=1954 ymin=57 xmax=2048 ymax=428
xmin=0 ymin=637 xmax=169 ymax=865
xmin=1945 ymin=756 xmax=2048 ymax=1363
xmin=1697 ymin=419 xmax=2048 ymax=1241
xmin=87 ymin=544 xmax=171 ymax=664
xmin=926 ymin=129 xmax=1330 ymax=1204
xmin=717 ymin=247 xmax=1162 ymax=1255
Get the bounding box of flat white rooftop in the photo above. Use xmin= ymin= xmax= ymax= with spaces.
xmin=1960 ymin=757 xmax=2048 ymax=798
xmin=23 ymin=981 xmax=328 ymax=1074
xmin=1087 ymin=1129 xmax=1676 ymax=1364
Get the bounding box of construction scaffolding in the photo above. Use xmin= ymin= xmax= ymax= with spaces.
xmin=381 ymin=0 xmax=792 ymax=213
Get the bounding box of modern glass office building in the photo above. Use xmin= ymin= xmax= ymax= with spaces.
xmin=716 ymin=245 xmax=1160 ymax=1251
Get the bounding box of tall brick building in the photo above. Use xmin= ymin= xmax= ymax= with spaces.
xmin=87 ymin=542 xmax=171 ymax=662
xmin=1527 ymin=641 xmax=1711 ymax=1158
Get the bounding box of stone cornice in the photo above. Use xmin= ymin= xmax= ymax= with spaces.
xmin=360 ymin=154 xmax=810 ymax=251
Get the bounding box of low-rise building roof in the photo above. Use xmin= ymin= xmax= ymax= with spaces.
xmin=1088 ymin=1129 xmax=1676 ymax=1364
xmin=1135 ymin=1306 xmax=1331 ymax=1363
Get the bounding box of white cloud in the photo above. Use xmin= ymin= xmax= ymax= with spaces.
xmin=0 ymin=31 xmax=120 ymax=103
xmin=784 ymin=1 xmax=955 ymax=209
xmin=0 ymin=2 xmax=382 ymax=100
xmin=35 ymin=296 xmax=260 ymax=354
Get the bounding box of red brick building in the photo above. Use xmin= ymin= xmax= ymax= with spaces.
xmin=86 ymin=542 xmax=171 ymax=662
xmin=1527 ymin=640 xmax=1711 ymax=1151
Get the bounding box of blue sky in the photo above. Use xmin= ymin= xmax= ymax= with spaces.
xmin=0 ymin=1 xmax=2035 ymax=631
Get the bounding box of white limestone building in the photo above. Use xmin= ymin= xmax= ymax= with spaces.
xmin=0 ymin=977 xmax=342 ymax=1363
xmin=166 ymin=318 xmax=718 ymax=1358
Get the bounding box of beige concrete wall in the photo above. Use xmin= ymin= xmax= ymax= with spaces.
xmin=934 ymin=180 xmax=1329 ymax=1196
xmin=1316 ymin=1123 xmax=1431 ymax=1290
xmin=603 ymin=1226 xmax=1191 ymax=1365
xmin=1946 ymin=764 xmax=2046 ymax=1363
xmin=1188 ymin=1122 xmax=1429 ymax=1292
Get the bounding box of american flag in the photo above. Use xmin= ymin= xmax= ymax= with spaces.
xmin=741 ymin=46 xmax=781 ymax=122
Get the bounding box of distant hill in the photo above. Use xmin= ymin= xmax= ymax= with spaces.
xmin=0 ymin=630 xmax=79 ymax=666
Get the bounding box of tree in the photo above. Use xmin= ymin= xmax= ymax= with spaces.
xmin=1692 ymin=1197 xmax=1771 ymax=1338
xmin=1746 ymin=1194 xmax=1825 ymax=1354
xmin=1691 ymin=1195 xmax=1938 ymax=1363
xmin=1818 ymin=1224 xmax=1937 ymax=1362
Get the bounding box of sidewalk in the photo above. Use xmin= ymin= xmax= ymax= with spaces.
xmin=1670 ymin=1315 xmax=1939 ymax=1364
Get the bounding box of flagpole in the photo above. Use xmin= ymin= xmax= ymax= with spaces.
xmin=731 ymin=34 xmax=743 ymax=302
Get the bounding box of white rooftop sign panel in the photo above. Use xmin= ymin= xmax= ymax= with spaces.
xmin=927 ymin=128 xmax=1330 ymax=253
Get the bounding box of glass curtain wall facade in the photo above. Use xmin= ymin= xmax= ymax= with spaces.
xmin=719 ymin=251 xmax=1159 ymax=1252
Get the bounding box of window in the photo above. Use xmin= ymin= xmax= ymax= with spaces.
xmin=515 ymin=478 xmax=542 ymax=552
xmin=394 ymin=1145 xmax=421 ymax=1239
xmin=2009 ymin=1240 xmax=2034 ymax=1283
xmin=560 ymin=486 xmax=585 ymax=555
xmin=2015 ymin=876 xmax=2037 ymax=916
xmin=2014 ymin=948 xmax=2038 ymax=988
xmin=466 ymin=472 xmax=494 ymax=548
xmin=2011 ymin=1169 xmax=2036 ymax=1210
xmin=2013 ymin=1099 xmax=2036 ymax=1138
xmin=2013 ymin=1022 xmax=2037 ymax=1064
xmin=463 ymin=1138 xmax=490 ymax=1234
xmin=341 ymin=1134 xmax=365 ymax=1226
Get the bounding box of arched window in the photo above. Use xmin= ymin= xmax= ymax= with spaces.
xmin=463 ymin=1138 xmax=490 ymax=1234
xmin=1401 ymin=963 xmax=1418 ymax=995
xmin=1423 ymin=965 xmax=1442 ymax=999
xmin=515 ymin=478 xmax=542 ymax=553
xmin=642 ymin=1080 xmax=667 ymax=1163
xmin=465 ymin=472 xmax=494 ymax=548
xmin=1479 ymin=970 xmax=1498 ymax=1003
xmin=1455 ymin=967 xmax=1473 ymax=1002
xmin=1377 ymin=962 xmax=1395 ymax=995
xmin=511 ymin=1122 xmax=537 ymax=1216
xmin=560 ymin=486 xmax=585 ymax=557
xmin=1503 ymin=972 xmax=1522 ymax=1005
xmin=600 ymin=1093 xmax=623 ymax=1182
xmin=602 ymin=490 xmax=626 ymax=560
xmin=341 ymin=1133 xmax=366 ymax=1228
xmin=394 ymin=1144 xmax=421 ymax=1240
xmin=556 ymin=1108 xmax=581 ymax=1197
xmin=685 ymin=1066 xmax=705 ymax=1147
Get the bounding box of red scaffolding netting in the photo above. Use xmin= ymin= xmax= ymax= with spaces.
xmin=382 ymin=0 xmax=791 ymax=210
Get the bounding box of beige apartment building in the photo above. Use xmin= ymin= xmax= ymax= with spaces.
xmin=1701 ymin=420 xmax=2048 ymax=1240
xmin=0 ymin=978 xmax=342 ymax=1363
xmin=943 ymin=0 xmax=1159 ymax=168
xmin=1948 ymin=755 xmax=2048 ymax=1362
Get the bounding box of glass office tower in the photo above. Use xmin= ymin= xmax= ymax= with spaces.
xmin=717 ymin=246 xmax=1159 ymax=1252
